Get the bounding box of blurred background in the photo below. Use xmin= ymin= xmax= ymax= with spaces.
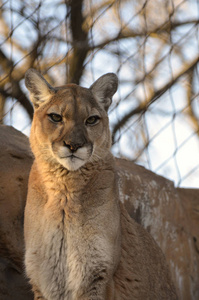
xmin=0 ymin=0 xmax=199 ymax=187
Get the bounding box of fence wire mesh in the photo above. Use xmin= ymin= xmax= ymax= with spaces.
xmin=0 ymin=0 xmax=199 ymax=187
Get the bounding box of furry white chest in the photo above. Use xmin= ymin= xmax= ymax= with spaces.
xmin=25 ymin=204 xmax=114 ymax=300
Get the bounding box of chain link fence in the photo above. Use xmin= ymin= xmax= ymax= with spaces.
xmin=0 ymin=0 xmax=199 ymax=187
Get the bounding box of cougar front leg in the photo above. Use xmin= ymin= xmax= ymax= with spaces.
xmin=80 ymin=277 xmax=114 ymax=300
xmin=32 ymin=284 xmax=46 ymax=300
xmin=105 ymin=279 xmax=115 ymax=300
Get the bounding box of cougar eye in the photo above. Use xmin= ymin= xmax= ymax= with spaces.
xmin=86 ymin=115 xmax=100 ymax=125
xmin=48 ymin=113 xmax=62 ymax=123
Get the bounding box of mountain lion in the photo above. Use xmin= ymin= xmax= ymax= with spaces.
xmin=24 ymin=69 xmax=177 ymax=300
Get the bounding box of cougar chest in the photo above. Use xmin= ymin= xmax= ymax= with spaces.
xmin=37 ymin=191 xmax=106 ymax=299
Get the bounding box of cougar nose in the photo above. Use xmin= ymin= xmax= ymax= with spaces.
xmin=63 ymin=141 xmax=83 ymax=152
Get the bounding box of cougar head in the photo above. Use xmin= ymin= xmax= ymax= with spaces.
xmin=25 ymin=69 xmax=118 ymax=171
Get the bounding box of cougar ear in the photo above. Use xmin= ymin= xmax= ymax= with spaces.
xmin=90 ymin=73 xmax=118 ymax=111
xmin=25 ymin=69 xmax=56 ymax=108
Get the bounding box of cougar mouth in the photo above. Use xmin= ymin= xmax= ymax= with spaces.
xmin=54 ymin=143 xmax=93 ymax=171
xmin=67 ymin=154 xmax=84 ymax=161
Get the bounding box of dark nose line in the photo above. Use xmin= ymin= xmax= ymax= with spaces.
xmin=63 ymin=141 xmax=83 ymax=152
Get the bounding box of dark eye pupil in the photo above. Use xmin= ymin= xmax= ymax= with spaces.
xmin=49 ymin=113 xmax=62 ymax=122
xmin=88 ymin=117 xmax=95 ymax=123
xmin=86 ymin=116 xmax=99 ymax=125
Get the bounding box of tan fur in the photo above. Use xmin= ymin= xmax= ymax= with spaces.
xmin=24 ymin=69 xmax=177 ymax=300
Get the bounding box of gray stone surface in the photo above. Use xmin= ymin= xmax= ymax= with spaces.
xmin=116 ymin=159 xmax=199 ymax=299
xmin=0 ymin=125 xmax=33 ymax=300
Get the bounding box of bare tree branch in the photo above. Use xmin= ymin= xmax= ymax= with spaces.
xmin=0 ymin=95 xmax=5 ymax=124
xmin=0 ymin=85 xmax=33 ymax=119
xmin=66 ymin=0 xmax=89 ymax=84
xmin=0 ymin=49 xmax=33 ymax=119
xmin=112 ymin=56 xmax=199 ymax=143
xmin=185 ymin=69 xmax=199 ymax=132
xmin=89 ymin=18 xmax=199 ymax=51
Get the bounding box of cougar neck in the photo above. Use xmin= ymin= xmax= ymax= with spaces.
xmin=34 ymin=151 xmax=115 ymax=194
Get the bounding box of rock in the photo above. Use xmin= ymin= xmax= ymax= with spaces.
xmin=115 ymin=159 xmax=199 ymax=299
xmin=0 ymin=125 xmax=33 ymax=300
xmin=0 ymin=124 xmax=198 ymax=299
